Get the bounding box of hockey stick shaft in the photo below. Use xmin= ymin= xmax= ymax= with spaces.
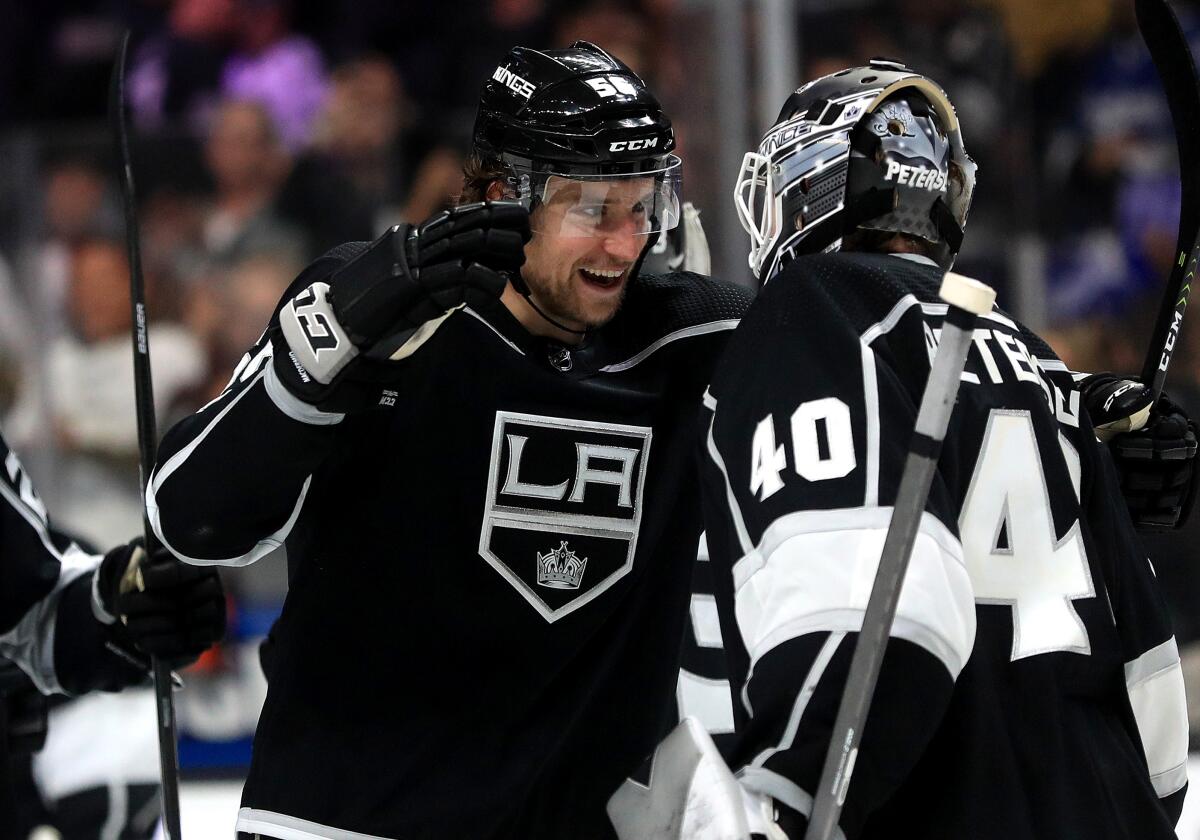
xmin=804 ymin=274 xmax=995 ymax=840
xmin=110 ymin=32 xmax=184 ymax=840
xmin=1137 ymin=0 xmax=1200 ymax=398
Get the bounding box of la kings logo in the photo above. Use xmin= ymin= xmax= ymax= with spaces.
xmin=479 ymin=411 xmax=652 ymax=622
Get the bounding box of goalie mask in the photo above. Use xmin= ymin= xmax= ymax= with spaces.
xmin=473 ymin=41 xmax=682 ymax=241
xmin=734 ymin=59 xmax=976 ymax=282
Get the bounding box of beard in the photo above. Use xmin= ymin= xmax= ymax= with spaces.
xmin=526 ymin=269 xmax=628 ymax=331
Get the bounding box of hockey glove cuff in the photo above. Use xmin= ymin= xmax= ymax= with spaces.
xmin=1080 ymin=372 xmax=1155 ymax=441
xmin=96 ymin=539 xmax=226 ymax=670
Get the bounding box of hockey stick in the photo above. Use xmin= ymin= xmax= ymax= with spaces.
xmin=803 ymin=273 xmax=996 ymax=840
xmin=1137 ymin=0 xmax=1200 ymax=398
xmin=109 ymin=32 xmax=184 ymax=840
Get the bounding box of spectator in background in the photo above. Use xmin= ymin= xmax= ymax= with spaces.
xmin=184 ymin=250 xmax=302 ymax=407
xmin=309 ymin=56 xmax=410 ymax=228
xmin=200 ymin=98 xmax=306 ymax=266
xmin=0 ymin=253 xmax=33 ymax=424
xmin=308 ymin=55 xmax=464 ymax=228
xmin=221 ymin=0 xmax=329 ymax=154
xmin=321 ymin=0 xmax=549 ymax=127
xmin=311 ymin=0 xmax=555 ymax=225
xmin=864 ymin=0 xmax=1025 ymax=295
xmin=128 ymin=0 xmax=237 ymax=135
xmin=553 ymin=0 xmax=656 ymax=79
xmin=43 ymin=236 xmax=205 ymax=547
xmin=37 ymin=156 xmax=123 ymax=333
xmin=3 ymin=155 xmax=122 ymax=448
xmin=1040 ymin=0 xmax=1200 ymax=322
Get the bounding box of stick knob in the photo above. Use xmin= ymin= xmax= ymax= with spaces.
xmin=940 ymin=272 xmax=996 ymax=316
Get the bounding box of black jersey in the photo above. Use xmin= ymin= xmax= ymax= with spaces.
xmin=0 ymin=433 xmax=142 ymax=697
xmin=148 ymin=263 xmax=751 ymax=839
xmin=699 ymin=252 xmax=1187 ymax=839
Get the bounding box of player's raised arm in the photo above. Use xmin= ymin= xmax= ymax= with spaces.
xmin=147 ymin=204 xmax=529 ymax=566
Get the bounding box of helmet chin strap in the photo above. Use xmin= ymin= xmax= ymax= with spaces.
xmin=504 ymin=267 xmax=589 ymax=337
xmin=525 ymin=291 xmax=591 ymax=337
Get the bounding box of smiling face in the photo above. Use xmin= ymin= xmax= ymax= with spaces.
xmin=517 ymin=176 xmax=656 ymax=334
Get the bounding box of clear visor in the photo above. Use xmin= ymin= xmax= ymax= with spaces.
xmin=523 ymin=156 xmax=682 ymax=238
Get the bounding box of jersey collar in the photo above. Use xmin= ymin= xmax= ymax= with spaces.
xmin=887 ymin=252 xmax=939 ymax=267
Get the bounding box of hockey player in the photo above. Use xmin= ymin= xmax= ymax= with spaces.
xmin=147 ymin=42 xmax=751 ymax=839
xmin=0 ymin=429 xmax=226 ymax=829
xmin=691 ymin=61 xmax=1189 ymax=838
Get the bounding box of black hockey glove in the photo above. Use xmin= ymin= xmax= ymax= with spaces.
xmin=274 ymin=201 xmax=530 ymax=412
xmin=95 ymin=539 xmax=226 ymax=670
xmin=1081 ymin=373 xmax=1199 ymax=531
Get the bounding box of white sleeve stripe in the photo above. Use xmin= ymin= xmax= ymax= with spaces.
xmin=738 ymin=767 xmax=847 ymax=840
xmin=236 ymin=808 xmax=394 ymax=840
xmin=147 ymin=367 xmax=311 ymax=566
xmin=746 ymin=609 xmax=972 ymax=685
xmin=149 ymin=367 xmax=267 ymax=495
xmin=704 ymin=389 xmax=754 ymax=555
xmin=463 ymin=307 xmax=526 ymax=356
xmin=0 ymin=547 xmax=98 ymax=695
xmin=148 ymin=474 xmax=310 ymax=568
xmin=860 ymin=294 xmax=921 ymax=345
xmin=204 ymin=341 xmax=272 ymax=413
xmin=263 ymin=362 xmax=345 ymax=425
xmin=751 ymin=631 xmax=845 ymax=761
xmin=690 ymin=593 xmax=725 ymax=649
xmin=599 ymin=319 xmax=740 ymax=373
xmin=0 ymin=450 xmax=99 ymax=691
xmin=1125 ymin=636 xmax=1180 ymax=685
xmin=1151 ymin=759 xmax=1188 ymax=799
xmin=0 ymin=473 xmax=64 ymax=564
xmin=860 ymin=295 xmax=1010 ymax=347
xmin=732 ymin=505 xmax=964 ymax=591
xmin=861 ymin=342 xmax=881 ymax=508
xmin=676 ymin=669 xmax=736 ymax=735
xmin=1125 ymin=637 xmax=1189 ymax=799
xmin=734 ymin=509 xmax=976 ymax=679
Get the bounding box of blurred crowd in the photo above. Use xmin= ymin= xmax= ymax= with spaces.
xmin=3 ymin=0 xmax=1200 ymax=767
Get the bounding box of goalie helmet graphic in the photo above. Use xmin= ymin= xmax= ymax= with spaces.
xmin=734 ymin=59 xmax=977 ymax=282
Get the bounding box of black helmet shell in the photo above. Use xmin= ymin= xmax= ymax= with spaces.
xmin=473 ymin=41 xmax=675 ymax=175
xmin=735 ymin=59 xmax=976 ymax=280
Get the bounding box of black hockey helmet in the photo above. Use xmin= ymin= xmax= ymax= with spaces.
xmin=472 ymin=41 xmax=682 ymax=238
xmin=734 ymin=59 xmax=976 ymax=281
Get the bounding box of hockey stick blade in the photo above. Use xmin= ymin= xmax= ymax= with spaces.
xmin=1137 ymin=0 xmax=1200 ymax=397
xmin=804 ymin=274 xmax=995 ymax=840
xmin=109 ymin=31 xmax=184 ymax=840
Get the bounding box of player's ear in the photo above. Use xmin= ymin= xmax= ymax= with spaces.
xmin=485 ymin=179 xmax=508 ymax=201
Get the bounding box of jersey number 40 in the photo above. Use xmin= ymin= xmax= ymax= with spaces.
xmin=750 ymin=400 xmax=1096 ymax=662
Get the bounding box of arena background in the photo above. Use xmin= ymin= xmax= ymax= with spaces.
xmin=4 ymin=0 xmax=1200 ymax=835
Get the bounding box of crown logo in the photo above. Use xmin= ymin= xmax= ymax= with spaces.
xmin=536 ymin=541 xmax=588 ymax=590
